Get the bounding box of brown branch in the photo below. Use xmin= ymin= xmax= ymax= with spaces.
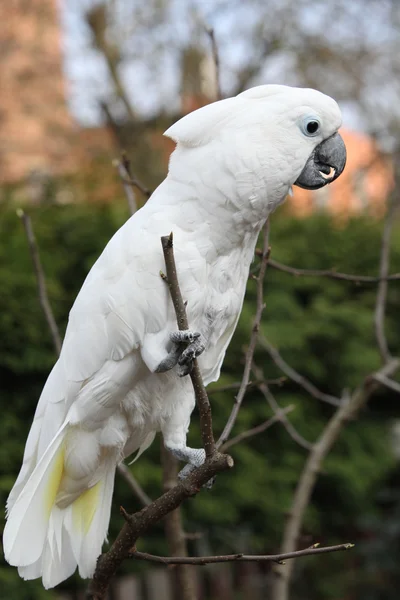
xmin=208 ymin=377 xmax=285 ymax=395
xmin=268 ymin=258 xmax=400 ymax=283
xmin=372 ymin=372 xmax=400 ymax=394
xmin=87 ymin=6 xmax=137 ymax=124
xmin=89 ymin=234 xmax=236 ymax=598
xmin=119 ymin=152 xmax=153 ymax=199
xmin=161 ymin=445 xmax=196 ymax=600
xmin=88 ymin=451 xmax=234 ymax=598
xmin=374 ymin=198 xmax=397 ymax=364
xmin=252 ymin=362 xmax=313 ymax=451
xmin=17 ymin=210 xmax=62 ymax=354
xmin=220 ymin=405 xmax=295 ymax=452
xmin=271 ymin=358 xmax=400 ymax=600
xmin=116 ymin=463 xmax=152 ymax=507
xmin=217 ymin=221 xmax=270 ymax=448
xmin=205 ymin=25 xmax=222 ymax=100
xmin=130 ymin=543 xmax=354 ymax=565
xmin=259 ymin=335 xmax=341 ymax=407
xmin=115 ymin=160 xmax=137 ymax=215
xmin=161 ymin=232 xmax=216 ymax=457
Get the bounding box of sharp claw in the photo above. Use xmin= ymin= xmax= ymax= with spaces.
xmin=155 ymin=344 xmax=181 ymax=373
xmin=170 ymin=330 xmax=200 ymax=344
xmin=177 ymin=361 xmax=193 ymax=377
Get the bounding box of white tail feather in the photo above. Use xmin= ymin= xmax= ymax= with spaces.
xmin=4 ymin=422 xmax=117 ymax=589
xmin=4 ymin=423 xmax=68 ymax=566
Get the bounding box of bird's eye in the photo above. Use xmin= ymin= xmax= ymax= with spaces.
xmin=301 ymin=117 xmax=321 ymax=137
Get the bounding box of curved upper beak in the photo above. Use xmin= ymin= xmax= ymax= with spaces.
xmin=294 ymin=132 xmax=347 ymax=190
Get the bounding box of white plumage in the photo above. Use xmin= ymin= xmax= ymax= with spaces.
xmin=3 ymin=85 xmax=344 ymax=588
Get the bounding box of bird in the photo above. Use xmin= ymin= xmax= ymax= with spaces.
xmin=4 ymin=84 xmax=346 ymax=589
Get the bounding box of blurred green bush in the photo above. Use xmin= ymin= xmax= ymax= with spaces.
xmin=1 ymin=201 xmax=400 ymax=599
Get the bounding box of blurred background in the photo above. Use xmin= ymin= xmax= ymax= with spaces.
xmin=1 ymin=1 xmax=400 ymax=599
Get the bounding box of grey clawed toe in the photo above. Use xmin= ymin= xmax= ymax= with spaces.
xmin=155 ymin=330 xmax=205 ymax=376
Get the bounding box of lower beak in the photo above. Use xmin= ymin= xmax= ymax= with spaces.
xmin=294 ymin=132 xmax=347 ymax=190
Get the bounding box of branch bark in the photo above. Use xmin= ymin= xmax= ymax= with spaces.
xmin=271 ymin=359 xmax=400 ymax=600
xmin=17 ymin=210 xmax=62 ymax=355
xmin=260 ymin=335 xmax=341 ymax=407
xmin=217 ymin=222 xmax=270 ymax=448
xmin=205 ymin=25 xmax=222 ymax=101
xmin=268 ymin=258 xmax=400 ymax=283
xmin=161 ymin=445 xmax=197 ymax=600
xmin=374 ymin=198 xmax=397 ymax=364
xmin=219 ymin=405 xmax=295 ymax=452
xmin=252 ymin=362 xmax=312 ymax=451
xmin=117 ymin=463 xmax=152 ymax=507
xmin=131 ymin=543 xmax=354 ymax=566
xmin=161 ymin=232 xmax=216 ymax=457
xmin=89 ymin=234 xmax=234 ymax=598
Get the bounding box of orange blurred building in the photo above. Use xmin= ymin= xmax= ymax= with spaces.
xmin=0 ymin=0 xmax=393 ymax=217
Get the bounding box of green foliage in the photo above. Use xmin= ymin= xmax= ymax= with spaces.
xmin=1 ymin=202 xmax=400 ymax=599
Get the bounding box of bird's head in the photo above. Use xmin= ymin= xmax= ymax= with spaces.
xmin=165 ymin=85 xmax=346 ymax=207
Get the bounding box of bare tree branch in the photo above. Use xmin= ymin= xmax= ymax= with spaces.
xmin=161 ymin=232 xmax=216 ymax=457
xmin=17 ymin=210 xmax=62 ymax=355
xmin=217 ymin=222 xmax=270 ymax=448
xmin=116 ymin=463 xmax=152 ymax=507
xmin=209 ymin=377 xmax=285 ymax=395
xmin=259 ymin=335 xmax=341 ymax=407
xmin=374 ymin=198 xmax=397 ymax=364
xmin=89 ymin=452 xmax=234 ymax=598
xmin=161 ymin=445 xmax=196 ymax=600
xmin=268 ymin=258 xmax=400 ymax=283
xmin=252 ymin=362 xmax=313 ymax=451
xmin=271 ymin=358 xmax=400 ymax=600
xmin=115 ymin=160 xmax=137 ymax=215
xmin=87 ymin=5 xmax=137 ymax=123
xmin=220 ymin=405 xmax=295 ymax=452
xmin=204 ymin=25 xmax=222 ymax=100
xmin=372 ymin=372 xmax=400 ymax=394
xmin=119 ymin=152 xmax=153 ymax=199
xmin=130 ymin=543 xmax=354 ymax=566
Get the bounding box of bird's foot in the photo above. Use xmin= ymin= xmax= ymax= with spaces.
xmin=178 ymin=463 xmax=215 ymax=489
xmin=155 ymin=330 xmax=205 ymax=376
xmin=165 ymin=444 xmax=214 ymax=489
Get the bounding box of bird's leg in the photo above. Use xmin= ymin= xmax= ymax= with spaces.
xmin=155 ymin=330 xmax=205 ymax=376
xmin=164 ymin=441 xmax=214 ymax=489
xmin=162 ymin=410 xmax=214 ymax=489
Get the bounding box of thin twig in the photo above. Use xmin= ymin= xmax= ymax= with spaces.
xmin=208 ymin=377 xmax=286 ymax=395
xmin=252 ymin=362 xmax=313 ymax=451
xmin=259 ymin=335 xmax=341 ymax=407
xmin=17 ymin=210 xmax=62 ymax=354
xmin=268 ymin=258 xmax=400 ymax=283
xmin=161 ymin=444 xmax=196 ymax=600
xmin=117 ymin=463 xmax=152 ymax=507
xmin=88 ymin=445 xmax=234 ymax=598
xmin=204 ymin=25 xmax=222 ymax=101
xmin=220 ymin=405 xmax=295 ymax=452
xmin=161 ymin=232 xmax=216 ymax=457
xmin=271 ymin=359 xmax=400 ymax=600
xmin=217 ymin=221 xmax=270 ymax=448
xmin=120 ymin=152 xmax=153 ymax=199
xmin=130 ymin=543 xmax=354 ymax=565
xmin=116 ymin=161 xmax=137 ymax=215
xmin=372 ymin=373 xmax=400 ymax=394
xmin=374 ymin=198 xmax=397 ymax=364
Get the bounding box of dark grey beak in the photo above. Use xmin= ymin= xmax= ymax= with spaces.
xmin=295 ymin=132 xmax=347 ymax=190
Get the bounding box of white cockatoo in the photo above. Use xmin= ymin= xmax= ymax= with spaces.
xmin=4 ymin=85 xmax=346 ymax=588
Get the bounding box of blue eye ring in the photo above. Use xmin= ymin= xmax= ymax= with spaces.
xmin=300 ymin=116 xmax=321 ymax=137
